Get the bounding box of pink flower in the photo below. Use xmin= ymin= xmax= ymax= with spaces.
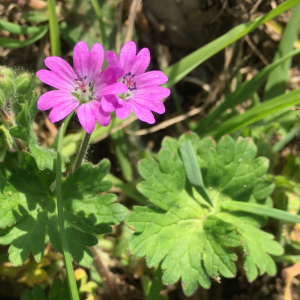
xmin=36 ymin=42 xmax=128 ymax=133
xmin=102 ymin=41 xmax=170 ymax=124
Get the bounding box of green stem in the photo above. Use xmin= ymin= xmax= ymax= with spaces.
xmin=56 ymin=124 xmax=80 ymax=300
xmin=90 ymin=0 xmax=108 ymax=52
xmin=73 ymin=132 xmax=91 ymax=172
xmin=47 ymin=0 xmax=61 ymax=56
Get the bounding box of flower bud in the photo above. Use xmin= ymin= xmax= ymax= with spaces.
xmin=0 ymin=74 xmax=15 ymax=99
xmin=0 ymin=89 xmax=5 ymax=107
xmin=0 ymin=66 xmax=14 ymax=79
xmin=15 ymin=72 xmax=34 ymax=104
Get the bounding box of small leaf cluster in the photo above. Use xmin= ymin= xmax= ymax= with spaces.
xmin=0 ymin=66 xmax=53 ymax=169
xmin=126 ymin=132 xmax=283 ymax=296
xmin=0 ymin=66 xmax=63 ymax=172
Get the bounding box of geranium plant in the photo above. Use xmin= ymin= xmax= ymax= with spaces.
xmin=1 ymin=0 xmax=300 ymax=299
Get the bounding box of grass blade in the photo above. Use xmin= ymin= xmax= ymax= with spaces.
xmin=146 ymin=264 xmax=163 ymax=300
xmin=207 ymin=87 xmax=300 ymax=139
xmin=20 ymin=11 xmax=49 ymax=23
xmin=196 ymin=47 xmax=300 ymax=134
xmin=0 ymin=19 xmax=46 ymax=34
xmin=0 ymin=27 xmax=48 ymax=48
xmin=163 ymin=0 xmax=300 ymax=89
xmin=264 ymin=4 xmax=300 ymax=101
xmin=47 ymin=0 xmax=61 ymax=56
xmin=180 ymin=141 xmax=214 ymax=207
xmin=221 ymin=201 xmax=300 ymax=223
xmin=90 ymin=0 xmax=108 ymax=51
xmin=56 ymin=123 xmax=80 ymax=300
xmin=272 ymin=124 xmax=300 ymax=153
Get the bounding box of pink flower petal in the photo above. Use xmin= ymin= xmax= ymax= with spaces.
xmin=130 ymin=48 xmax=150 ymax=76
xmin=44 ymin=57 xmax=77 ymax=88
xmin=73 ymin=42 xmax=90 ymax=80
xmin=128 ymin=101 xmax=155 ymax=124
xmin=95 ymin=67 xmax=124 ymax=89
xmin=36 ymin=70 xmax=74 ymax=91
xmin=77 ymin=103 xmax=96 ymax=133
xmin=128 ymin=94 xmax=165 ymax=114
xmin=90 ymin=100 xmax=111 ymax=126
xmin=103 ymin=95 xmax=130 ymax=119
xmin=136 ymin=71 xmax=168 ymax=88
xmin=95 ymin=82 xmax=128 ymax=98
xmin=87 ymin=43 xmax=104 ymax=83
xmin=37 ymin=90 xmax=78 ymax=110
xmin=101 ymin=95 xmax=118 ymax=112
xmin=106 ymin=51 xmax=122 ymax=68
xmin=135 ymin=86 xmax=170 ymax=99
xmin=116 ymin=100 xmax=131 ymax=119
xmin=120 ymin=41 xmax=136 ymax=72
xmin=48 ymin=101 xmax=79 ymax=123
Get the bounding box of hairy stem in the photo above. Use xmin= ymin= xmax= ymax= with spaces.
xmin=56 ymin=124 xmax=80 ymax=300
xmin=73 ymin=132 xmax=91 ymax=172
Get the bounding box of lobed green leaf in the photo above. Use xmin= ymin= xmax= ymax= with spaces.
xmin=0 ymin=152 xmax=128 ymax=267
xmin=126 ymin=133 xmax=284 ymax=296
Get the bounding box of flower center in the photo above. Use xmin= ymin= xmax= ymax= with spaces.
xmin=122 ymin=72 xmax=137 ymax=91
xmin=73 ymin=76 xmax=95 ymax=103
xmin=118 ymin=72 xmax=137 ymax=101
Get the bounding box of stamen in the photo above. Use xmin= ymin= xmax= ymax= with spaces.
xmin=122 ymin=72 xmax=138 ymax=92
